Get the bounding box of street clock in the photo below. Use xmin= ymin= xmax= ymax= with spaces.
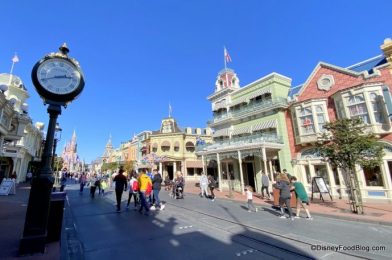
xmin=31 ymin=43 xmax=85 ymax=105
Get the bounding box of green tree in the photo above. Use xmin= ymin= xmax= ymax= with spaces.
xmin=317 ymin=118 xmax=384 ymax=214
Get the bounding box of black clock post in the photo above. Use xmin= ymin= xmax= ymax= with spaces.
xmin=19 ymin=44 xmax=84 ymax=255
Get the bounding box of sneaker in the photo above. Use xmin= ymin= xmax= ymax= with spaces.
xmin=294 ymin=216 xmax=300 ymax=219
xmin=255 ymin=208 xmax=258 ymax=212
xmin=211 ymin=199 xmax=215 ymax=202
xmin=291 ymin=217 xmax=295 ymax=221
xmin=150 ymin=206 xmax=156 ymax=210
xmin=279 ymin=215 xmax=287 ymax=219
xmin=306 ymin=217 xmax=313 ymax=220
xmin=160 ymin=204 xmax=165 ymax=210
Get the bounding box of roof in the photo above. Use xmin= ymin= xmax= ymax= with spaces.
xmin=346 ymin=55 xmax=387 ymax=73
xmin=288 ymin=84 xmax=303 ymax=98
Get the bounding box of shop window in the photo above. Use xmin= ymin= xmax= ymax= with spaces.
xmin=187 ymin=168 xmax=195 ymax=176
xmin=332 ymin=166 xmax=340 ymax=185
xmin=315 ymin=166 xmax=329 ymax=185
xmin=363 ymin=166 xmax=384 ymax=187
xmin=304 ymin=165 xmax=311 ymax=184
xmin=369 ymin=92 xmax=385 ymax=124
xmin=347 ymin=94 xmax=369 ymax=124
xmin=196 ymin=168 xmax=203 ymax=176
xmin=299 ymin=107 xmax=315 ymax=134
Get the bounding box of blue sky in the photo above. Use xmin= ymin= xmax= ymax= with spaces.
xmin=1 ymin=0 xmax=391 ymax=163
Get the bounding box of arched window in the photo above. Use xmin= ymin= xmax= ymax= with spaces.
xmin=185 ymin=141 xmax=195 ymax=152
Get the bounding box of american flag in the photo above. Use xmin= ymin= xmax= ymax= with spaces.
xmin=224 ymin=47 xmax=232 ymax=63
xmin=12 ymin=54 xmax=19 ymax=63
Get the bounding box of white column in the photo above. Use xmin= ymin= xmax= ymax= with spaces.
xmin=159 ymin=162 xmax=163 ymax=176
xmin=326 ymin=163 xmax=336 ymax=197
xmin=173 ymin=161 xmax=177 ymax=174
xmin=202 ymin=155 xmax=206 ymax=174
xmin=238 ymin=150 xmax=245 ymax=195
xmin=217 ymin=153 xmax=222 ymax=192
xmin=268 ymin=160 xmax=274 ymax=182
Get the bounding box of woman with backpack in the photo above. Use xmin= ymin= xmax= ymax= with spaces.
xmin=127 ymin=172 xmax=139 ymax=210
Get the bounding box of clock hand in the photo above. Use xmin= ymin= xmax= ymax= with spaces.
xmin=45 ymin=75 xmax=72 ymax=79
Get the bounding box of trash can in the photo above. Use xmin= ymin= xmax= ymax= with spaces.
xmin=47 ymin=191 xmax=66 ymax=242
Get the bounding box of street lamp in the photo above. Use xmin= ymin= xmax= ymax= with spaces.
xmin=52 ymin=123 xmax=62 ymax=171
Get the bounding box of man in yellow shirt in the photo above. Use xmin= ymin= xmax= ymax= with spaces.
xmin=138 ymin=170 xmax=152 ymax=215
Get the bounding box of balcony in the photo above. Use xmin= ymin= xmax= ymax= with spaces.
xmin=209 ymin=97 xmax=288 ymax=127
xmin=196 ymin=133 xmax=283 ymax=153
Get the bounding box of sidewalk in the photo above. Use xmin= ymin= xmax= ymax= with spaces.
xmin=184 ymin=182 xmax=392 ymax=226
xmin=0 ymin=183 xmax=60 ymax=260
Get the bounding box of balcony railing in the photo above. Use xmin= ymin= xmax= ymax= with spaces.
xmin=210 ymin=97 xmax=288 ymax=125
xmin=196 ymin=133 xmax=283 ymax=152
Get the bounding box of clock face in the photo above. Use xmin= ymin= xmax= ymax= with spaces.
xmin=37 ymin=58 xmax=81 ymax=95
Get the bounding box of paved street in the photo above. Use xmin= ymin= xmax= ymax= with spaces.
xmin=63 ymin=184 xmax=392 ymax=260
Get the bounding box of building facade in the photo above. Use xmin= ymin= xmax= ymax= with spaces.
xmin=0 ymin=73 xmax=43 ymax=183
xmin=287 ymin=38 xmax=392 ymax=202
xmin=197 ymin=68 xmax=293 ymax=194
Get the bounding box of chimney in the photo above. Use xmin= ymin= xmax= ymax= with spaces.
xmin=381 ymin=38 xmax=392 ymax=64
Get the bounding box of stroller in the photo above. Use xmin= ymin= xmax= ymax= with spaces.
xmin=172 ymin=183 xmax=184 ymax=199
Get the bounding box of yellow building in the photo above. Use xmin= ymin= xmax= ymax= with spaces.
xmin=144 ymin=117 xmax=212 ymax=180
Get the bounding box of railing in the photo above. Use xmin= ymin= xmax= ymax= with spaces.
xmin=210 ymin=97 xmax=288 ymax=124
xmin=196 ymin=133 xmax=283 ymax=152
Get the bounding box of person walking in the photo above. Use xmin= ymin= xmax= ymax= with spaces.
xmin=127 ymin=172 xmax=139 ymax=209
xmin=79 ymin=173 xmax=87 ymax=194
xmin=290 ymin=176 xmax=313 ymax=220
xmin=151 ymin=169 xmax=165 ymax=210
xmin=113 ymin=168 xmax=128 ymax=212
xmin=261 ymin=172 xmax=270 ymax=199
xmin=89 ymin=174 xmax=98 ymax=198
xmin=100 ymin=178 xmax=107 ymax=196
xmin=138 ymin=170 xmax=152 ymax=215
xmin=208 ymin=175 xmax=216 ymax=201
xmin=199 ymin=172 xmax=209 ymax=198
xmin=276 ymin=173 xmax=294 ymax=220
xmin=60 ymin=173 xmax=67 ymax=192
xmin=245 ymin=186 xmax=258 ymax=212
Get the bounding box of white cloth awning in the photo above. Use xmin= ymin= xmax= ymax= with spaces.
xmin=252 ymin=119 xmax=277 ymax=132
xmin=232 ymin=126 xmax=252 ymax=136
xmin=248 ymin=88 xmax=271 ymax=100
xmin=229 ymin=96 xmax=248 ymax=107
xmin=212 ymin=128 xmax=230 ymax=137
xmin=213 ymin=102 xmax=227 ymax=111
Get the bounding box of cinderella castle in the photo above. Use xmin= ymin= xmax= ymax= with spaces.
xmin=61 ymin=130 xmax=82 ymax=172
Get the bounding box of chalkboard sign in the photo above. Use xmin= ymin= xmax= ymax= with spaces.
xmin=311 ymin=177 xmax=332 ymax=201
xmin=0 ymin=179 xmax=16 ymax=196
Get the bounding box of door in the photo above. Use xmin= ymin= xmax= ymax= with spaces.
xmin=246 ymin=162 xmax=255 ymax=191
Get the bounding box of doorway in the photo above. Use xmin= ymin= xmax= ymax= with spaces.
xmin=167 ymin=165 xmax=173 ymax=180
xmin=246 ymin=162 xmax=255 ymax=191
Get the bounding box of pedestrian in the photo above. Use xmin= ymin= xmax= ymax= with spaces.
xmin=151 ymin=169 xmax=165 ymax=210
xmin=261 ymin=172 xmax=270 ymax=199
xmin=208 ymin=175 xmax=216 ymax=201
xmin=100 ymin=178 xmax=107 ymax=196
xmin=91 ymin=174 xmax=100 ymax=198
xmin=79 ymin=173 xmax=87 ymax=193
xmin=290 ymin=176 xmax=313 ymax=220
xmin=26 ymin=171 xmax=32 ymax=184
xmin=60 ymin=173 xmax=67 ymax=192
xmin=199 ymin=172 xmax=209 ymax=198
xmin=276 ymin=173 xmax=294 ymax=220
xmin=127 ymin=172 xmax=139 ymax=209
xmin=245 ymin=186 xmax=258 ymax=212
xmin=113 ymin=168 xmax=128 ymax=212
xmin=172 ymin=171 xmax=185 ymax=199
xmin=138 ymin=170 xmax=152 ymax=215
xmin=282 ymin=169 xmax=292 ymax=180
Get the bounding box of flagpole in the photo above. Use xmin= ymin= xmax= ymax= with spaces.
xmin=224 ymin=47 xmax=229 ymax=87
xmin=8 ymin=53 xmax=19 ymax=85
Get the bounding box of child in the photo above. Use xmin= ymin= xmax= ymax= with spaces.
xmin=127 ymin=174 xmax=139 ymax=209
xmin=245 ymin=186 xmax=258 ymax=212
xmin=100 ymin=179 xmax=107 ymax=195
xmin=290 ymin=176 xmax=313 ymax=220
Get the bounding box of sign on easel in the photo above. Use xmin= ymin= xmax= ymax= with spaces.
xmin=311 ymin=177 xmax=332 ymax=201
xmin=0 ymin=179 xmax=16 ymax=195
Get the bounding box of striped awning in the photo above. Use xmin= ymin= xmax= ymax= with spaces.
xmin=161 ymin=140 xmax=170 ymax=147
xmin=252 ymin=119 xmax=277 ymax=132
xmin=232 ymin=126 xmax=252 ymax=136
xmin=248 ymin=88 xmax=271 ymax=100
xmin=229 ymin=96 xmax=248 ymax=107
xmin=212 ymin=128 xmax=230 ymax=137
xmin=213 ymin=102 xmax=227 ymax=111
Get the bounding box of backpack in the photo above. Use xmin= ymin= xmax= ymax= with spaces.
xmin=94 ymin=180 xmax=100 ymax=187
xmin=132 ymin=180 xmax=139 ymax=192
xmin=145 ymin=182 xmax=152 ymax=195
xmin=209 ymin=178 xmax=216 ymax=188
